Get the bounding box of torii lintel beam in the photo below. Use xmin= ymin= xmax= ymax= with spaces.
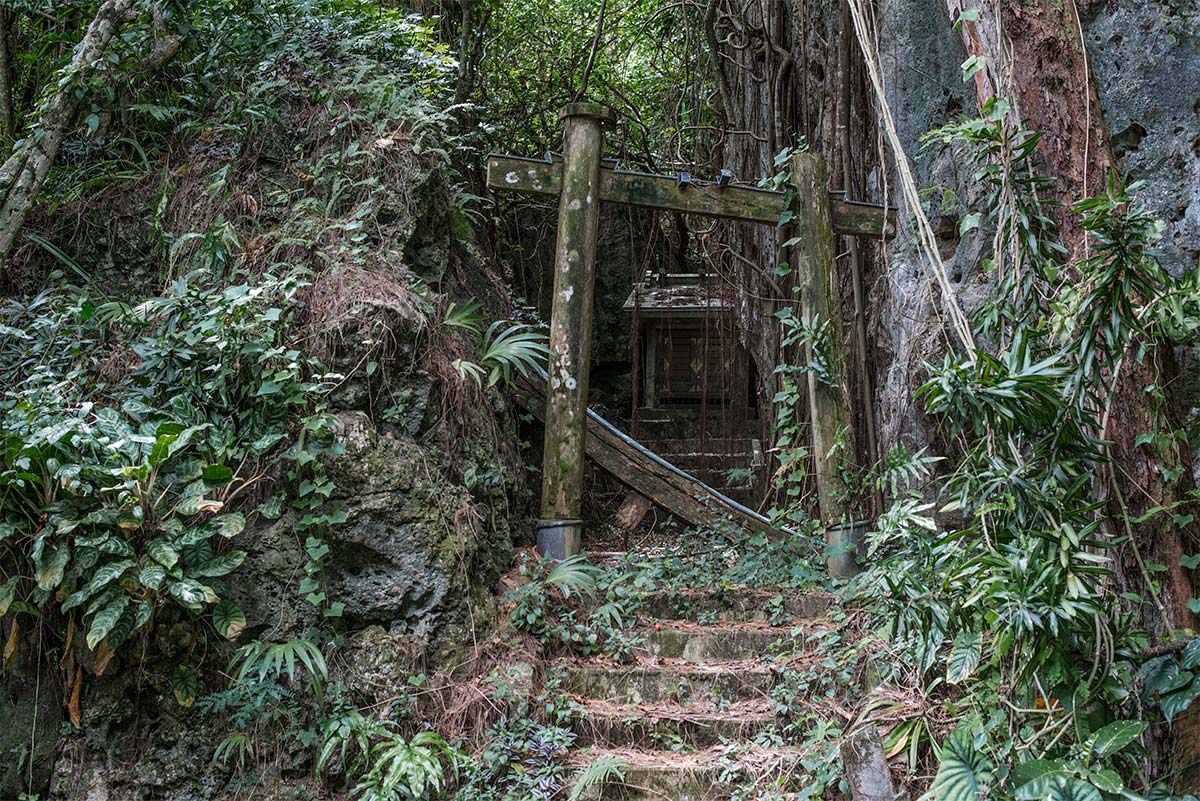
xmin=486 ymin=154 xmax=896 ymax=240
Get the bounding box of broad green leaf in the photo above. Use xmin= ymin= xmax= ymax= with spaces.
xmin=149 ymin=433 xmax=177 ymax=467
xmin=211 ymin=513 xmax=246 ymax=538
xmin=212 ymin=600 xmax=247 ymax=640
xmin=87 ymin=594 xmax=129 ymax=649
xmin=82 ymin=559 xmax=134 ymax=595
xmin=1012 ymin=760 xmax=1070 ymax=800
xmin=947 ymin=630 xmax=982 ymax=684
xmin=146 ymin=539 xmax=179 ymax=569
xmin=961 ymin=54 xmax=989 ymax=83
xmin=175 ymin=495 xmax=223 ymax=516
xmin=1160 ymin=680 xmax=1200 ymax=724
xmin=250 ymin=433 xmax=285 ymax=454
xmin=256 ymin=494 xmax=284 ymax=520
xmin=1182 ymin=638 xmax=1200 ymax=669
xmin=202 ymin=464 xmax=234 ymax=485
xmin=106 ymin=606 xmax=136 ymax=650
xmin=1138 ymin=654 xmax=1190 ymax=695
xmin=1160 ymin=664 xmax=1193 ymax=695
xmin=36 ymin=543 xmax=70 ymax=591
xmin=191 ymin=551 xmax=247 ymax=578
xmin=0 ymin=576 xmax=17 ymax=616
xmin=168 ymin=579 xmax=218 ymax=608
xmin=139 ymin=563 xmax=166 ymax=590
xmin=181 ymin=539 xmax=214 ymax=565
xmin=96 ymin=537 xmax=136 ymax=558
xmin=1088 ymin=720 xmax=1145 ymax=758
xmin=1047 ymin=778 xmax=1102 ymax=801
xmin=134 ymin=601 xmax=153 ymax=628
xmin=931 ymin=728 xmax=993 ymax=801
xmin=1088 ymin=769 xmax=1124 ymax=794
xmin=62 ymin=589 xmax=93 ymax=615
xmin=171 ymin=665 xmax=198 ymax=707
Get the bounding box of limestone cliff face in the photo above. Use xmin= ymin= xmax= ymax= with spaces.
xmin=1084 ymin=1 xmax=1200 ymax=277
xmin=872 ymin=0 xmax=1200 ymax=457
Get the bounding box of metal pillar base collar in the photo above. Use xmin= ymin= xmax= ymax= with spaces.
xmin=535 ymin=518 xmax=583 ymax=560
xmin=826 ymin=519 xmax=869 ymax=579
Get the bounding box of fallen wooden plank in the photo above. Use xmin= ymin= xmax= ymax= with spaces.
xmin=486 ymin=154 xmax=896 ymax=239
xmin=514 ymin=370 xmax=788 ymax=540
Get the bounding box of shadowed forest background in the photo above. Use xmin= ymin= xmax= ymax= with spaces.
xmin=1 ymin=1 xmax=1200 ymax=800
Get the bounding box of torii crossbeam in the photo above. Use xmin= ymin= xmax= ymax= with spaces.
xmin=486 ymin=102 xmax=894 ymax=564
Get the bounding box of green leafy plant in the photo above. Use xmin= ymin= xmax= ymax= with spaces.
xmin=566 ymin=756 xmax=626 ymax=801
xmin=318 ymin=706 xmax=461 ymax=801
xmin=1137 ymin=639 xmax=1200 ymax=725
xmin=0 ymin=270 xmax=336 ymax=667
xmin=862 ymin=106 xmax=1200 ymax=800
xmin=452 ymin=320 xmax=549 ymax=389
xmin=201 ymin=638 xmax=329 ymax=773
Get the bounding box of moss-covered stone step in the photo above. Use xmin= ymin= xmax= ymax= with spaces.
xmin=568 ymin=746 xmax=805 ymax=800
xmin=639 ymin=624 xmax=788 ymax=660
xmin=559 ymin=659 xmax=774 ymax=703
xmin=573 ymin=698 xmax=776 ymax=748
xmin=634 ymin=588 xmax=833 ymax=623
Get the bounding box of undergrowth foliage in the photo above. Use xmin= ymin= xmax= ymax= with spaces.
xmin=848 ymin=100 xmax=1200 ymax=801
xmin=0 ymin=270 xmax=338 ymax=673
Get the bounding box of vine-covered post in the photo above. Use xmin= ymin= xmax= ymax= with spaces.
xmin=790 ymin=152 xmax=857 ymax=575
xmin=536 ymin=102 xmax=615 ymax=559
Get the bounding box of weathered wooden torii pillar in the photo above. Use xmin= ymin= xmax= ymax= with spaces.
xmin=487 ymin=103 xmax=894 ymax=563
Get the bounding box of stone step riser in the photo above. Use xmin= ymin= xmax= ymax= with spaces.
xmin=574 ymin=763 xmax=802 ymax=801
xmin=574 ymin=714 xmax=774 ymax=749
xmin=641 ymin=628 xmax=786 ymax=661
xmin=637 ymin=452 xmax=755 ymax=470
xmin=635 ymin=592 xmax=832 ymax=624
xmin=564 ymin=666 xmax=774 ymax=703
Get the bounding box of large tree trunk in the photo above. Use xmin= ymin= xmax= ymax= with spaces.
xmin=0 ymin=10 xmax=16 ymax=143
xmin=0 ymin=0 xmax=135 ymax=272
xmin=946 ymin=0 xmax=1200 ymax=789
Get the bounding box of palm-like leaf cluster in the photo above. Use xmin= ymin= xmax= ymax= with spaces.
xmin=453 ymin=319 xmax=549 ymax=388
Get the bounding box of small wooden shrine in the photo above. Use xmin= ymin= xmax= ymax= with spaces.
xmin=623 ymin=273 xmax=752 ymax=413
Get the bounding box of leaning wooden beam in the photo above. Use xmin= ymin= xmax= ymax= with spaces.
xmin=486 ymin=154 xmax=896 ymax=239
xmin=514 ymin=370 xmax=788 ymax=541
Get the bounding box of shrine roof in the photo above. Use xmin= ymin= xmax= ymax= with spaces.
xmin=623 ymin=275 xmax=736 ymax=318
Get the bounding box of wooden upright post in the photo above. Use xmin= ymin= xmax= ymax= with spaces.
xmin=790 ymin=153 xmax=857 ymax=575
xmin=536 ymin=102 xmax=614 ymax=559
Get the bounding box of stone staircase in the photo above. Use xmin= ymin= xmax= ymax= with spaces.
xmin=636 ymin=437 xmax=765 ymax=506
xmin=563 ymin=587 xmax=835 ymax=800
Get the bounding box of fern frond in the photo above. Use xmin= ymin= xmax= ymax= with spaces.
xmin=545 ymin=554 xmax=601 ymax=600
xmin=568 ymin=755 xmax=626 ymax=801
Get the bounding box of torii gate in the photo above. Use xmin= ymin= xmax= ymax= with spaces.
xmin=487 ymin=102 xmax=894 ymax=561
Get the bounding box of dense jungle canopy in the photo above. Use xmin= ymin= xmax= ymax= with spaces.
xmin=1 ymin=1 xmax=1200 ymax=800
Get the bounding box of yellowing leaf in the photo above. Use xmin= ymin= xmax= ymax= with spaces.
xmin=3 ymin=618 xmax=19 ymax=669
xmin=68 ymin=666 xmax=83 ymax=728
xmin=92 ymin=639 xmax=115 ymax=676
